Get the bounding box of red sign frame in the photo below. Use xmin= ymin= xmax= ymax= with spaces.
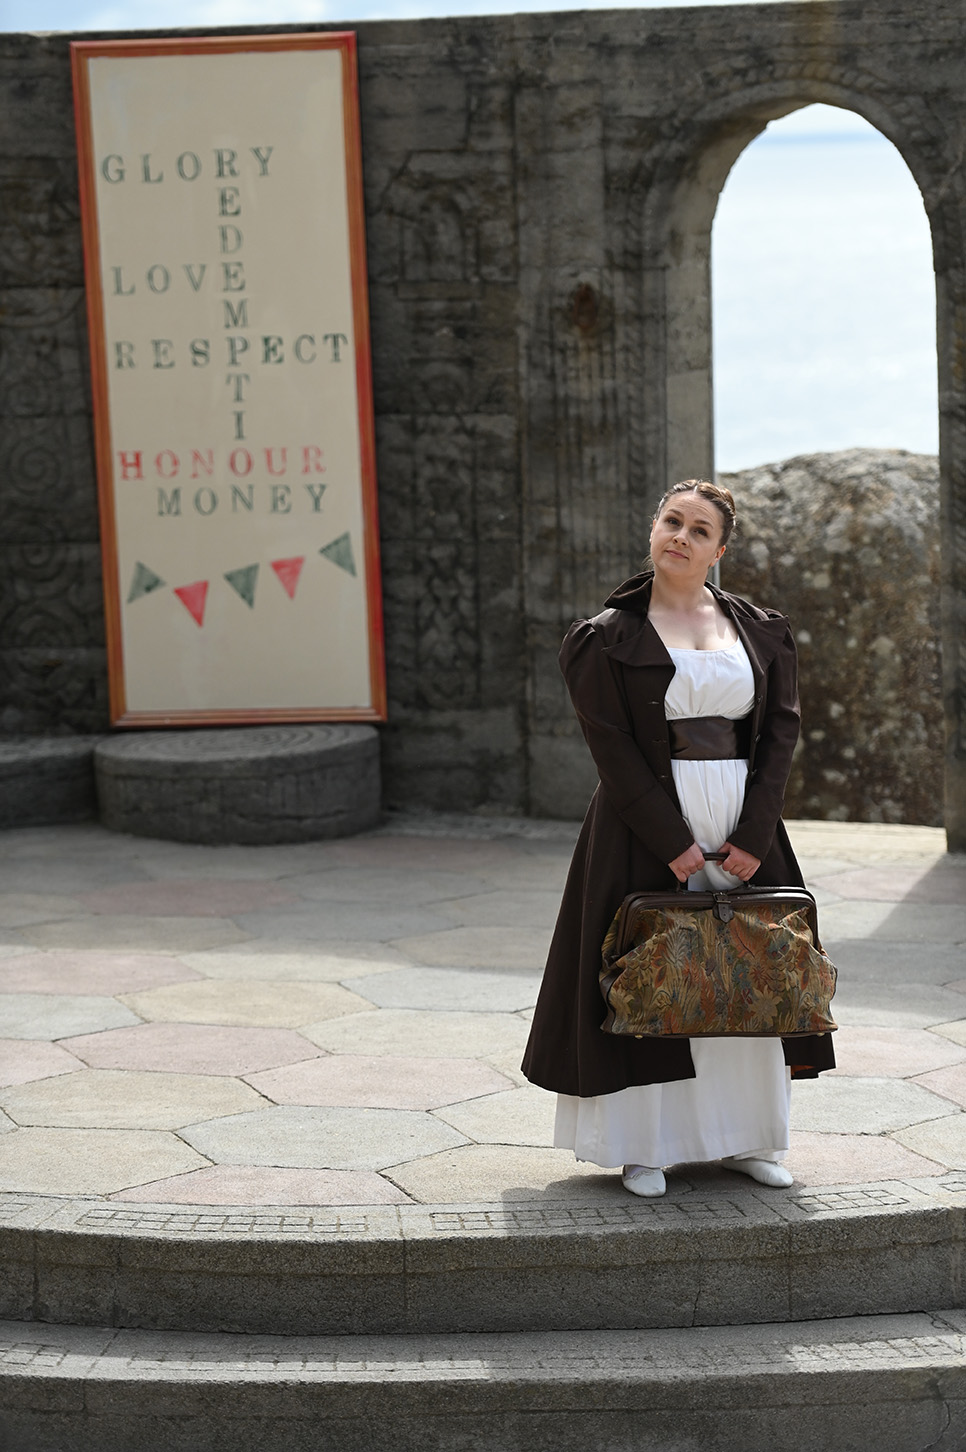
xmin=71 ymin=33 xmax=386 ymax=726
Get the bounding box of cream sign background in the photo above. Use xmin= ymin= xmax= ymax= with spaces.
xmin=73 ymin=36 xmax=385 ymax=725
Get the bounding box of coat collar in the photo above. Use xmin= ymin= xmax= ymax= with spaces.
xmin=598 ymin=572 xmax=790 ymax=680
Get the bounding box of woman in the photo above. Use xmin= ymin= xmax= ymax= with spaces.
xmin=522 ymin=479 xmax=834 ymax=1198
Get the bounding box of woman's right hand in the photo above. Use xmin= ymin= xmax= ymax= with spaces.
xmin=668 ymin=843 xmax=705 ymax=883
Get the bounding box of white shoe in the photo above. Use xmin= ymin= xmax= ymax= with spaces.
xmin=621 ymin=1164 xmax=666 ymax=1198
xmin=720 ymin=1155 xmax=793 ymax=1189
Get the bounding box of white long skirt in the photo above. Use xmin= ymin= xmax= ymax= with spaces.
xmin=555 ymin=642 xmax=791 ymax=1170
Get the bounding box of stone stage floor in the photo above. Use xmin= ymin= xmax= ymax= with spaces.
xmin=0 ymin=814 xmax=963 ymax=1208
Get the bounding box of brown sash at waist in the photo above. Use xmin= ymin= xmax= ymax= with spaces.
xmin=667 ymin=714 xmax=753 ymax=760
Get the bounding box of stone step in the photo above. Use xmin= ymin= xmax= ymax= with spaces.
xmin=2 ymin=1309 xmax=965 ymax=1451
xmin=3 ymin=1176 xmax=966 ymax=1337
xmin=0 ymin=737 xmax=99 ymax=828
xmin=94 ymin=724 xmax=381 ymax=843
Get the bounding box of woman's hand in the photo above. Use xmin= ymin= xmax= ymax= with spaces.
xmin=668 ymin=843 xmax=706 ymax=883
xmin=718 ymin=841 xmax=761 ymax=882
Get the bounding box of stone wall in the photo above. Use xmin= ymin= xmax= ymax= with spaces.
xmin=1 ymin=5 xmax=965 ymax=840
xmin=721 ymin=449 xmax=943 ymax=826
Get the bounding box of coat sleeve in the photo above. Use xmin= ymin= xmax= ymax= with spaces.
xmin=560 ymin=620 xmax=695 ymax=865
xmin=728 ymin=617 xmax=800 ymax=862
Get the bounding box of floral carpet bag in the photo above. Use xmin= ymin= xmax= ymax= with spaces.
xmin=600 ymin=856 xmax=837 ymax=1039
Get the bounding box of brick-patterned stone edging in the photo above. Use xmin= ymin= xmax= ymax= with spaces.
xmin=1 ymin=1177 xmax=965 ymax=1336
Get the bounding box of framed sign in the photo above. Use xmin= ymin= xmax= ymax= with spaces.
xmin=71 ymin=33 xmax=386 ymax=726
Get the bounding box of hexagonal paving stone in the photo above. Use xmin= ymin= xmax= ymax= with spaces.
xmin=912 ymin=1064 xmax=966 ymax=1110
xmin=0 ymin=950 xmax=201 ymax=996
xmin=790 ymin=1075 xmax=959 ymax=1135
xmin=0 ymin=1069 xmax=265 ymax=1129
xmin=432 ymin=890 xmax=563 ymax=930
xmin=784 ymin=1131 xmax=945 ymax=1186
xmin=118 ymin=979 xmax=374 ymax=1028
xmin=812 ymin=863 xmax=966 ymax=904
xmin=180 ymin=942 xmax=410 ymax=983
xmin=786 ymin=821 xmax=945 ymax=862
xmin=828 ymin=981 xmax=966 ymax=1030
xmin=384 ymin=1142 xmax=613 ymax=1204
xmin=824 ymin=940 xmax=966 ymax=987
xmin=112 ymin=1165 xmax=412 ymax=1205
xmin=180 ymin=1104 xmax=467 ymax=1171
xmin=484 ymin=1049 xmax=531 ymax=1087
xmin=469 ymin=856 xmax=571 ymax=893
xmin=79 ymin=879 xmax=298 ymax=917
xmin=0 ymin=1039 xmax=85 ymax=1088
xmin=23 ymin=916 xmax=249 ymax=953
xmin=0 ymin=1127 xmax=210 ymax=1195
xmin=434 ymin=1085 xmax=555 ymax=1146
xmin=929 ymin=1021 xmax=966 ymax=1048
xmin=0 ymin=848 xmax=152 ymax=896
xmin=825 ymin=1026 xmax=966 ymax=1078
xmin=302 ymin=1009 xmax=531 ymax=1061
xmin=0 ymin=893 xmax=87 ymax=928
xmin=389 ymin=927 xmax=551 ymax=972
xmin=348 ymin=967 xmax=540 ymax=1014
xmin=129 ymin=838 xmax=328 ymax=881
xmin=0 ymin=993 xmax=141 ymax=1041
xmin=893 ymin=1115 xmax=966 ymax=1170
xmin=235 ymin=904 xmax=454 ymax=943
xmin=819 ymin=901 xmax=966 ymax=943
xmin=61 ymin=1023 xmax=323 ymax=1076
xmin=301 ymin=835 xmax=528 ymax=874
xmin=245 ymin=1054 xmax=513 ymax=1110
xmin=287 ymin=867 xmax=492 ymax=903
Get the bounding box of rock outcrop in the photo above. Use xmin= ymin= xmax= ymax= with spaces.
xmin=718 ymin=449 xmax=942 ymax=827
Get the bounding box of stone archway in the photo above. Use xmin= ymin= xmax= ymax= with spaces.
xmin=632 ymin=75 xmax=965 ymax=849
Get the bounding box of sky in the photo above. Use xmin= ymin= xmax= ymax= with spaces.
xmin=2 ymin=0 xmax=938 ymax=473
xmin=712 ymin=104 xmax=937 ymax=471
xmin=3 ymin=0 xmax=798 ymax=31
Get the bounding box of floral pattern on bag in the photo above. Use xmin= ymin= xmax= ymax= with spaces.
xmin=600 ymin=903 xmax=837 ymax=1038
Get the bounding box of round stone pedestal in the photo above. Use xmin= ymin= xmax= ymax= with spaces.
xmin=0 ymin=736 xmax=99 ymax=828
xmin=94 ymin=725 xmax=381 ymax=844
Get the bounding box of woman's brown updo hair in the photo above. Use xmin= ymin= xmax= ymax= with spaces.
xmin=653 ymin=479 xmax=737 ymax=547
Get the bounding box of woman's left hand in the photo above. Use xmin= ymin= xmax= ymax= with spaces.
xmin=717 ymin=841 xmax=761 ymax=882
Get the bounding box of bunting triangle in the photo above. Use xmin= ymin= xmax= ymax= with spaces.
xmin=224 ymin=563 xmax=259 ymax=608
xmin=173 ymin=580 xmax=209 ymax=627
xmin=319 ymin=533 xmax=356 ymax=577
xmin=271 ymin=556 xmax=305 ymax=599
xmin=127 ymin=561 xmax=166 ymax=603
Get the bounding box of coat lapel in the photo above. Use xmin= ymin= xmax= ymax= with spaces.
xmin=599 ymin=579 xmax=789 ymax=681
xmin=600 ymin=613 xmax=675 ymax=670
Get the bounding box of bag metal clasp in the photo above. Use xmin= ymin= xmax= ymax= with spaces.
xmin=712 ymin=893 xmax=734 ymax=923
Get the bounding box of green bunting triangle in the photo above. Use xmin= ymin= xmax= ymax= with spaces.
xmin=127 ymin=561 xmax=166 ymax=603
xmin=224 ymin=563 xmax=259 ymax=608
xmin=319 ymin=532 xmax=356 ymax=577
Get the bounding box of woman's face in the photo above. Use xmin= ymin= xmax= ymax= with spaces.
xmin=650 ymin=491 xmax=725 ymax=579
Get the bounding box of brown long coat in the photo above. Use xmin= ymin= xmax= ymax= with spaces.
xmin=522 ymin=571 xmax=835 ymax=1097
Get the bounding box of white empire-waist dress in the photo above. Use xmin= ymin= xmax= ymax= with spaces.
xmin=554 ymin=637 xmax=792 ymax=1170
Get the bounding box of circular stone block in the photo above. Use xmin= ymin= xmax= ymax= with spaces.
xmin=0 ymin=736 xmax=100 ymax=828
xmin=94 ymin=725 xmax=381 ymax=845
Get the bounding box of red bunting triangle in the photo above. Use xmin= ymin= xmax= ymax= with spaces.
xmin=173 ymin=580 xmax=209 ymax=626
xmin=271 ymin=556 xmax=305 ymax=600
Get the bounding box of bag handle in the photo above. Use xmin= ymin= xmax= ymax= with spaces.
xmin=675 ymin=850 xmax=728 ymax=892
